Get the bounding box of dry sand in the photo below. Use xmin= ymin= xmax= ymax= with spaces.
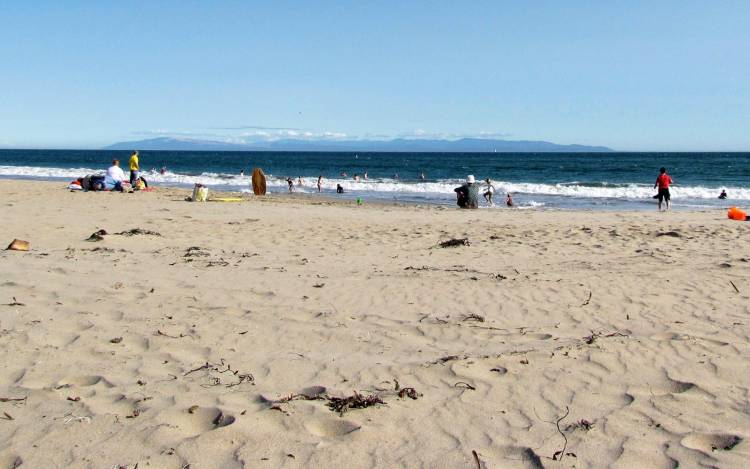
xmin=1 ymin=179 xmax=749 ymax=468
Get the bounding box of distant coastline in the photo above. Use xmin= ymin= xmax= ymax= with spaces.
xmin=104 ymin=136 xmax=613 ymax=153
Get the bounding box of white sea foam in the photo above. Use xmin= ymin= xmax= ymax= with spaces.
xmin=1 ymin=165 xmax=748 ymax=200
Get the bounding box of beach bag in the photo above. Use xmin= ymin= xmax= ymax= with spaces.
xmin=192 ymin=184 xmax=208 ymax=202
xmin=728 ymin=207 xmax=747 ymax=221
xmin=90 ymin=175 xmax=105 ymax=191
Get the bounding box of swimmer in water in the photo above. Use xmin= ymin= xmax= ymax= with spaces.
xmin=506 ymin=193 xmax=514 ymax=207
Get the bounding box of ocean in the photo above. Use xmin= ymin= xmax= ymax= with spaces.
xmin=1 ymin=149 xmax=748 ymax=210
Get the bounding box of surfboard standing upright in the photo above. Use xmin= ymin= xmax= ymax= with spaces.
xmin=252 ymin=168 xmax=267 ymax=195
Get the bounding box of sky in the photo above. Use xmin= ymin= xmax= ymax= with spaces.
xmin=0 ymin=1 xmax=748 ymax=151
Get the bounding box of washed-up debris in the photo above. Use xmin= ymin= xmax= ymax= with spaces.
xmin=437 ymin=238 xmax=470 ymax=248
xmin=184 ymin=246 xmax=209 ymax=257
xmin=397 ymin=387 xmax=420 ymax=400
xmin=116 ymin=228 xmax=162 ymax=236
xmin=461 ymin=313 xmax=485 ymax=322
xmin=86 ymin=230 xmax=107 ymax=242
xmin=655 ymin=231 xmax=681 ymax=238
xmin=184 ymin=360 xmax=255 ymax=388
xmin=110 ymin=337 xmax=123 ymax=344
xmin=6 ymin=239 xmax=30 ymax=251
xmin=327 ymin=392 xmax=384 ymax=415
xmin=5 ymin=297 xmax=25 ymax=306
xmin=565 ymin=419 xmax=594 ymax=432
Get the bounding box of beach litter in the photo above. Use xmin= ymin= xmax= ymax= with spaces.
xmin=5 ymin=239 xmax=29 ymax=251
xmin=327 ymin=392 xmax=384 ymax=415
xmin=86 ymin=230 xmax=107 ymax=242
xmin=437 ymin=238 xmax=470 ymax=248
xmin=115 ymin=228 xmax=161 ymax=236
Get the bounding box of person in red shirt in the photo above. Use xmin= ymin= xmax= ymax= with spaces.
xmin=654 ymin=167 xmax=673 ymax=211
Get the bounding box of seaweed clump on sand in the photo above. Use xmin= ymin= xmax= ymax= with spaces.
xmin=327 ymin=392 xmax=384 ymax=415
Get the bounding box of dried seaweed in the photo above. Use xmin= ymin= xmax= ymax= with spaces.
xmin=461 ymin=313 xmax=485 ymax=322
xmin=184 ymin=360 xmax=254 ymax=388
xmin=327 ymin=392 xmax=383 ymax=415
xmin=116 ymin=228 xmax=162 ymax=237
xmin=397 ymin=387 xmax=420 ymax=400
xmin=436 ymin=238 xmax=470 ymax=248
xmin=565 ymin=419 xmax=594 ymax=432
xmin=86 ymin=230 xmax=108 ymax=242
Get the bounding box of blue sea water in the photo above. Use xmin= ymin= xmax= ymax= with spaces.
xmin=1 ymin=149 xmax=749 ymax=210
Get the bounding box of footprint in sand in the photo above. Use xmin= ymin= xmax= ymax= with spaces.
xmin=156 ymin=407 xmax=236 ymax=439
xmin=494 ymin=446 xmax=544 ymax=469
xmin=304 ymin=419 xmax=361 ymax=437
xmin=56 ymin=375 xmax=114 ymax=388
xmin=681 ymin=433 xmax=742 ymax=453
xmin=630 ymin=372 xmax=696 ymax=397
xmin=650 ymin=332 xmax=688 ymax=341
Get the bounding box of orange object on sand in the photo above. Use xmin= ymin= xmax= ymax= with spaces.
xmin=6 ymin=239 xmax=30 ymax=251
xmin=728 ymin=207 xmax=747 ymax=221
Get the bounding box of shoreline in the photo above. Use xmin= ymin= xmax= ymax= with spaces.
xmin=0 ymin=176 xmax=734 ymax=213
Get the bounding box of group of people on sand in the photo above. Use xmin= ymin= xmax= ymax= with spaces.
xmin=101 ymin=151 xmax=148 ymax=192
xmin=454 ymin=175 xmax=513 ymax=209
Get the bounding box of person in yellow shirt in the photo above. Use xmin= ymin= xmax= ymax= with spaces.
xmin=129 ymin=151 xmax=140 ymax=186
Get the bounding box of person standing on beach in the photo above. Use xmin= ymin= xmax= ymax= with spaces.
xmin=483 ymin=178 xmax=496 ymax=206
xmin=286 ymin=177 xmax=294 ymax=192
xmin=654 ymin=167 xmax=673 ymax=211
xmin=128 ymin=151 xmax=140 ymax=186
xmin=317 ymin=175 xmax=323 ymax=192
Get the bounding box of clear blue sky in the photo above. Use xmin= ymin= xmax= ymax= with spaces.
xmin=1 ymin=1 xmax=748 ymax=151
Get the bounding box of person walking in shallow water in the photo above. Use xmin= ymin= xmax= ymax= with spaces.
xmin=317 ymin=175 xmax=323 ymax=192
xmin=654 ymin=167 xmax=673 ymax=211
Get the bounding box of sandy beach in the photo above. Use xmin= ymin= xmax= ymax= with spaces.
xmin=1 ymin=179 xmax=749 ymax=468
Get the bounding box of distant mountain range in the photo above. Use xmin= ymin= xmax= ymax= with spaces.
xmin=104 ymin=137 xmax=613 ymax=152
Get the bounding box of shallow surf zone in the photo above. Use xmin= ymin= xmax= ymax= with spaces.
xmin=1 ymin=164 xmax=747 ymax=210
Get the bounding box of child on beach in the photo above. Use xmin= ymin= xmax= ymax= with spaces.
xmin=483 ymin=178 xmax=496 ymax=206
xmin=506 ymin=193 xmax=514 ymax=207
xmin=286 ymin=177 xmax=294 ymax=192
xmin=654 ymin=167 xmax=673 ymax=211
xmin=128 ymin=151 xmax=140 ymax=186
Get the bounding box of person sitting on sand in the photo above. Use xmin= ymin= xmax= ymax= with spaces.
xmin=454 ymin=175 xmax=479 ymax=209
xmin=506 ymin=193 xmax=514 ymax=207
xmin=286 ymin=177 xmax=294 ymax=192
xmin=336 ymin=184 xmax=344 ymax=194
xmin=105 ymin=159 xmax=126 ymax=192
xmin=719 ymin=189 xmax=728 ymax=199
xmin=654 ymin=167 xmax=673 ymax=211
xmin=317 ymin=175 xmax=323 ymax=192
xmin=483 ymin=178 xmax=496 ymax=206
